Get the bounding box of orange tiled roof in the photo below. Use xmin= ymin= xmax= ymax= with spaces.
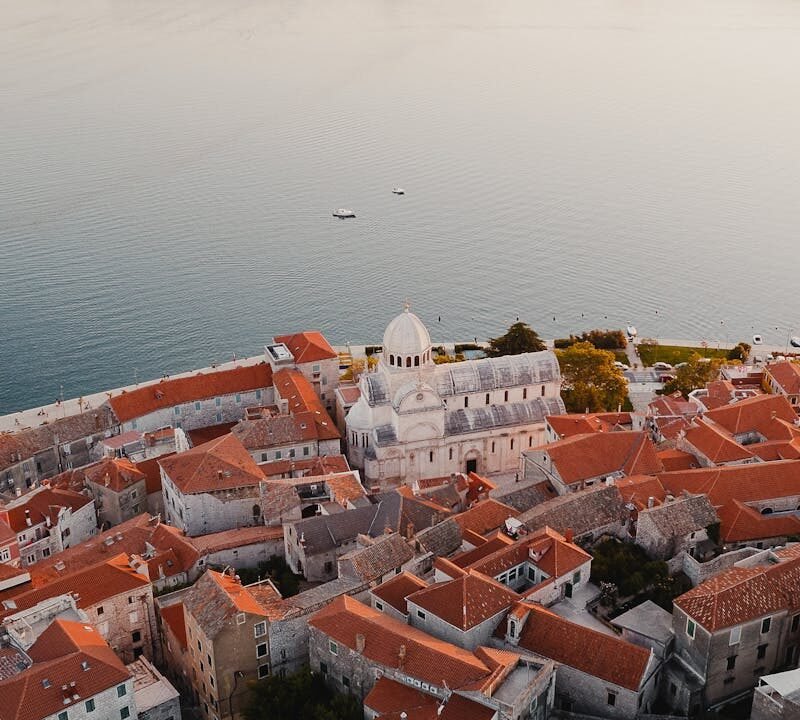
xmin=0 ymin=487 xmax=93 ymax=533
xmin=158 ymin=433 xmax=264 ymax=494
xmin=0 ymin=620 xmax=130 ymax=720
xmin=159 ymin=602 xmax=187 ymax=650
xmin=538 ymin=431 xmax=663 ymax=485
xmin=83 ymin=457 xmax=146 ymax=493
xmin=371 ymin=572 xmax=428 ymax=615
xmin=546 ymin=412 xmax=632 ymax=438
xmin=648 ymin=394 xmax=698 ymax=418
xmin=716 ymin=500 xmax=800 ymax=543
xmin=184 ymin=525 xmax=284 ymax=555
xmin=406 ymin=570 xmax=519 ymax=630
xmin=308 ymin=595 xmax=501 ymax=690
xmin=453 ymin=499 xmax=518 ymax=537
xmin=325 ymin=472 xmax=367 ymax=507
xmin=133 ymin=454 xmax=174 ymax=495
xmin=704 ymin=394 xmax=798 ymax=438
xmin=674 ymin=554 xmax=800 ymax=631
xmin=767 ymin=362 xmax=800 ymax=396
xmin=273 ymin=369 xmax=340 ymax=440
xmin=508 ymin=602 xmax=651 ymax=691
xmin=207 ymin=570 xmax=280 ymax=618
xmin=682 ymin=418 xmax=755 ymax=464
xmin=451 ymin=534 xmax=515 ymax=569
xmin=108 ymin=363 xmax=273 ymax=423
xmin=616 ymin=475 xmax=667 ymax=510
xmin=658 ymin=460 xmax=800 ymax=507
xmin=364 ymin=676 xmax=439 ymax=718
xmin=273 ymin=331 xmax=337 ymax=364
xmin=657 ymin=448 xmax=700 ymax=472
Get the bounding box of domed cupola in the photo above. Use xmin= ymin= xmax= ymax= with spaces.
xmin=382 ymin=302 xmax=433 ymax=370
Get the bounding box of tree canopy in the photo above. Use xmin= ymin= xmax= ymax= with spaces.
xmin=486 ymin=322 xmax=546 ymax=357
xmin=556 ymin=342 xmax=628 ymax=413
xmin=663 ymin=353 xmax=724 ymax=397
xmin=244 ymin=667 xmax=361 ymax=720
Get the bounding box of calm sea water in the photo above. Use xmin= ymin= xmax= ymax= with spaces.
xmin=2 ymin=0 xmax=800 ymax=413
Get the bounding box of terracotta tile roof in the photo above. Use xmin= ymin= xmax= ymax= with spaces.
xmin=467 ymin=527 xmax=590 ymax=581
xmin=273 ymin=331 xmax=337 ymax=364
xmin=82 ymin=457 xmax=146 ymax=493
xmin=658 ymin=460 xmax=800 ymax=508
xmin=657 ymin=449 xmax=700 ymax=472
xmin=453 ymin=500 xmax=518 ymax=537
xmin=186 ymin=422 xmax=238 ymax=447
xmin=507 ymin=602 xmax=651 ymax=691
xmin=371 ymin=572 xmax=428 ymax=615
xmin=546 ymin=412 xmax=632 ymax=438
xmin=272 ymin=369 xmax=340 ymax=440
xmin=308 ymin=596 xmax=503 ymax=691
xmin=638 ymin=495 xmax=718 ymax=540
xmin=654 ymin=416 xmax=693 ymax=442
xmin=406 ymin=571 xmax=519 ymax=630
xmin=159 ymin=602 xmax=187 ymax=650
xmin=0 ymin=487 xmax=93 ymax=533
xmin=184 ymin=525 xmax=284 ymax=555
xmin=451 ymin=534 xmax=515 ymax=569
xmin=766 ymin=362 xmax=800 ymax=396
xmin=325 ymin=471 xmax=367 ymax=506
xmin=648 ymin=394 xmax=699 ymax=418
xmin=364 ymin=676 xmax=438 ymax=718
xmin=0 ymin=519 xmax=16 ymax=546
xmin=108 ymin=363 xmax=273 ymax=423
xmin=436 ymin=694 xmax=496 ymax=720
xmin=11 ymin=516 xmax=197 ymax=591
xmin=257 ymin=454 xmax=349 ymax=479
xmin=518 ymin=485 xmax=626 ymax=539
xmin=616 ymin=475 xmax=667 ymax=510
xmin=336 ymin=385 xmax=362 ymax=404
xmin=158 ymin=434 xmax=264 ymax=494
xmin=232 ymin=413 xmax=322 ymax=449
xmin=753 ymin=439 xmax=800 ymax=462
xmin=674 ymin=554 xmax=800 ymax=631
xmin=338 ymin=534 xmax=414 ymax=583
xmin=535 ymin=431 xmax=663 ymax=485
xmin=0 ymin=554 xmax=150 ymax=619
xmin=133 ymin=454 xmax=174 ymax=495
xmin=682 ymin=418 xmax=755 ymax=464
xmin=704 ymin=394 xmax=798 ymax=438
xmin=0 ymin=620 xmax=130 ymax=720
xmin=716 ymin=500 xmax=800 ymax=543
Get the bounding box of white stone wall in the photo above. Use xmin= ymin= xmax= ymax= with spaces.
xmin=407 ymin=601 xmax=508 ymax=650
xmin=43 ymin=677 xmax=135 ymax=720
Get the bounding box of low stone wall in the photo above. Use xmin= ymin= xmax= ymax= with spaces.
xmin=682 ymin=548 xmax=760 ymax=586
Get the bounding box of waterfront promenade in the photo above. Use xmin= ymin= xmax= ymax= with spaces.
xmin=0 ymin=336 xmax=794 ymax=434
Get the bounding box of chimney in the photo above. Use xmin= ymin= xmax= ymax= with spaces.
xmin=647 ymin=496 xmax=655 ymax=509
xmin=24 ymin=509 xmax=31 ymax=527
xmin=217 ymin=470 xmax=223 ymax=481
xmin=398 ymin=644 xmax=406 ymax=671
xmin=564 ymin=528 xmax=574 ymax=544
xmin=355 ymin=633 xmax=365 ymax=653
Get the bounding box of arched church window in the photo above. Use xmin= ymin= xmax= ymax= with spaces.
xmin=389 ymin=355 xmax=394 ymax=366
xmin=406 ymin=357 xmax=411 ymax=368
xmin=414 ymin=356 xmax=420 ymax=367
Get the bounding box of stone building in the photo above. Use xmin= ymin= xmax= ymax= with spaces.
xmin=764 ymin=362 xmax=800 ymax=408
xmin=345 ymin=305 xmax=564 ymax=485
xmin=82 ymin=457 xmax=147 ymax=528
xmin=0 ymin=619 xmax=136 ymax=720
xmin=498 ymin=601 xmax=659 ymax=719
xmin=369 ymin=571 xmax=428 ymax=622
xmin=159 ymin=434 xmax=265 ymax=537
xmin=308 ymin=594 xmax=556 ymax=720
xmin=666 ymin=545 xmax=800 ymax=714
xmin=752 ymin=668 xmax=800 ymax=720
xmin=521 ymin=431 xmax=663 ymax=495
xmin=271 ymin=331 xmax=341 ymax=414
xmin=634 ymin=494 xmax=718 ymax=564
xmin=0 ymin=486 xmax=97 ymax=567
xmin=129 ymin=656 xmax=180 ymax=720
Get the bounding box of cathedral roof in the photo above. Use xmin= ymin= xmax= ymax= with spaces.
xmin=383 ymin=305 xmax=432 ymax=358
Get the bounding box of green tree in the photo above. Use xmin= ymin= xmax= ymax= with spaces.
xmin=244 ymin=667 xmax=361 ymax=720
xmin=556 ymin=342 xmax=627 ymax=413
xmin=727 ymin=342 xmax=751 ymax=362
xmin=486 ymin=322 xmax=546 ymax=357
xmin=663 ymin=352 xmax=724 ymax=397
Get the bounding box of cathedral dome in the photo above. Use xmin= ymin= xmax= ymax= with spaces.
xmin=382 ymin=304 xmax=432 ymax=370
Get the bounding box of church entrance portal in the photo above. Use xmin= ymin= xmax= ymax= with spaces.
xmin=465 ymin=458 xmax=477 ymax=474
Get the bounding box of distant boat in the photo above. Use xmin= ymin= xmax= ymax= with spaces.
xmin=790 ymin=336 xmax=800 ymax=348
xmin=333 ymin=208 xmax=356 ymax=218
xmin=392 ymin=188 xmax=405 ymax=195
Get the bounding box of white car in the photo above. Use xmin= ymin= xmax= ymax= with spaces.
xmin=753 ymin=334 xmax=764 ymax=345
xmin=614 ymin=361 xmax=630 ymax=370
xmin=653 ymin=361 xmax=673 ymax=371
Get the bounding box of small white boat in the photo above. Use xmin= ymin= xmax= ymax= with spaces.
xmin=332 ymin=208 xmax=356 ymax=219
xmin=392 ymin=188 xmax=405 ymax=195
xmin=790 ymin=337 xmax=800 ymax=349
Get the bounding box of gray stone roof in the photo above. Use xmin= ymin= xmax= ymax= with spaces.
xmin=611 ymin=600 xmax=674 ymax=644
xmin=338 ymin=534 xmax=414 ymax=582
xmin=280 ymin=577 xmax=367 ymax=618
xmin=494 ymin=480 xmax=558 ymax=513
xmin=518 ymin=485 xmax=626 ymax=538
xmin=182 ymin=572 xmax=238 ymax=639
xmin=639 ymin=494 xmax=719 ymax=539
xmin=443 ymin=397 xmax=565 ymax=437
xmin=414 ymin=517 xmax=463 ymax=557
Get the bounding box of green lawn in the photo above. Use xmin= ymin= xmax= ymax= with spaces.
xmin=637 ymin=343 xmax=730 ymax=367
xmin=613 ymin=349 xmax=629 ymax=364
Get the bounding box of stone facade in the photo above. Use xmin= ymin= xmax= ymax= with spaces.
xmin=40 ymin=677 xmax=136 ymax=720
xmin=89 ymin=583 xmax=159 ymax=665
xmin=87 ymin=476 xmax=147 ymax=529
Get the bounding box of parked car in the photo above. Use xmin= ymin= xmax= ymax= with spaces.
xmin=614 ymin=361 xmax=630 ymax=370
xmin=653 ymin=361 xmax=673 ymax=371
xmin=753 ymin=334 xmax=764 ymax=345
xmin=674 ymin=362 xmax=688 ymax=369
